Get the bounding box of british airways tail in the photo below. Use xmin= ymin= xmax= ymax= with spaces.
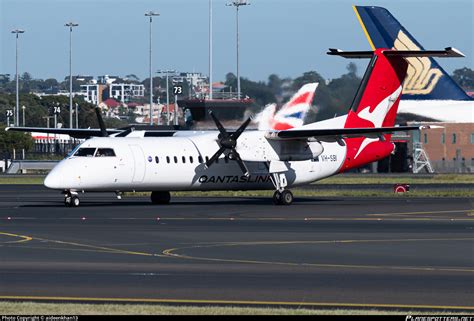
xmin=353 ymin=5 xmax=472 ymax=101
xmin=256 ymin=83 xmax=318 ymax=130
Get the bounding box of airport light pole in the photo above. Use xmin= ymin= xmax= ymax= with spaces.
xmin=209 ymin=0 xmax=213 ymax=100
xmin=226 ymin=0 xmax=249 ymax=100
xmin=22 ymin=105 xmax=25 ymax=126
xmin=11 ymin=29 xmax=25 ymax=127
xmin=145 ymin=11 xmax=160 ymax=125
xmin=157 ymin=69 xmax=176 ymax=125
xmin=65 ymin=22 xmax=78 ymax=129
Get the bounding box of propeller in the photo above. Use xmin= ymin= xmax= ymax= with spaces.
xmin=94 ymin=107 xmax=108 ymax=137
xmin=205 ymin=111 xmax=252 ymax=176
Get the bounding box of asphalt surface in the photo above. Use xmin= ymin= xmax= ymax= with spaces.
xmin=0 ymin=185 xmax=473 ymax=310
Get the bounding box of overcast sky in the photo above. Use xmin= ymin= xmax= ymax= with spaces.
xmin=1 ymin=0 xmax=473 ymax=82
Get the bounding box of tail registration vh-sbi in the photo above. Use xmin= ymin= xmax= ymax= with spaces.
xmin=7 ymin=47 xmax=464 ymax=206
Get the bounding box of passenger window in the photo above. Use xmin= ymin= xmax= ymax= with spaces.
xmin=190 ymin=156 xmax=194 ymax=163
xmin=174 ymin=156 xmax=178 ymax=163
xmin=166 ymin=156 xmax=170 ymax=163
xmin=74 ymin=148 xmax=96 ymax=157
xmin=155 ymin=156 xmax=159 ymax=163
xmin=205 ymin=156 xmax=209 ymax=163
xmin=198 ymin=156 xmax=203 ymax=163
xmin=182 ymin=156 xmax=186 ymax=163
xmin=95 ymin=148 xmax=116 ymax=157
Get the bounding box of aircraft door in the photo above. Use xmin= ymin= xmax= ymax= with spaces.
xmin=129 ymin=144 xmax=146 ymax=183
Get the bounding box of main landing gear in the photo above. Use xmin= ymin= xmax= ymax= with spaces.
xmin=64 ymin=191 xmax=80 ymax=207
xmin=151 ymin=191 xmax=171 ymax=205
xmin=270 ymin=172 xmax=293 ymax=206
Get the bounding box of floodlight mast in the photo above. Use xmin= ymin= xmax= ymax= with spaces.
xmin=157 ymin=70 xmax=176 ymax=125
xmin=65 ymin=22 xmax=78 ymax=129
xmin=226 ymin=0 xmax=250 ymax=100
xmin=11 ymin=29 xmax=25 ymax=127
xmin=145 ymin=11 xmax=160 ymax=125
xmin=209 ymin=0 xmax=213 ymax=100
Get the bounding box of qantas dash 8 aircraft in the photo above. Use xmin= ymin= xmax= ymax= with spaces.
xmin=7 ymin=47 xmax=464 ymax=207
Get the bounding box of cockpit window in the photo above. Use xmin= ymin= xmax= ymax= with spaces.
xmin=95 ymin=148 xmax=116 ymax=157
xmin=74 ymin=148 xmax=96 ymax=157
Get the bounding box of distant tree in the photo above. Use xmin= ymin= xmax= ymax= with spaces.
xmin=20 ymin=72 xmax=32 ymax=82
xmin=452 ymin=67 xmax=474 ymax=91
xmin=346 ymin=62 xmax=358 ymax=77
xmin=0 ymin=124 xmax=34 ymax=156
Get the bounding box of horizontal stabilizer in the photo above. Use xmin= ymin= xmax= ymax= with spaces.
xmin=327 ymin=47 xmax=465 ymax=59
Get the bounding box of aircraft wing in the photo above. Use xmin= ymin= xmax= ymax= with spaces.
xmin=265 ymin=125 xmax=433 ymax=141
xmin=5 ymin=127 xmax=123 ymax=139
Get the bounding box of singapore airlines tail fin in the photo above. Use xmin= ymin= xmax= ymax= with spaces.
xmin=353 ymin=5 xmax=472 ymax=102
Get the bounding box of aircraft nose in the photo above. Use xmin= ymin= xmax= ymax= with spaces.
xmin=44 ymin=168 xmax=62 ymax=189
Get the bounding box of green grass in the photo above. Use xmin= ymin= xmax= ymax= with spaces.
xmin=0 ymin=176 xmax=44 ymax=184
xmin=0 ymin=301 xmax=469 ymax=315
xmin=0 ymin=173 xmax=471 ymax=186
xmin=167 ymin=189 xmax=474 ymax=198
xmin=316 ymin=174 xmax=474 ymax=184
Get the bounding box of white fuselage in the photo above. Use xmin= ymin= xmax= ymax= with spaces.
xmin=44 ymin=131 xmax=347 ymax=192
xmin=398 ymin=100 xmax=474 ymax=123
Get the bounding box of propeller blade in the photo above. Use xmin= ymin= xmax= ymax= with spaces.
xmin=231 ymin=117 xmax=252 ymax=140
xmin=94 ymin=107 xmax=108 ymax=137
xmin=205 ymin=145 xmax=226 ymax=168
xmin=209 ymin=111 xmax=228 ymax=138
xmin=231 ymin=149 xmax=250 ymax=177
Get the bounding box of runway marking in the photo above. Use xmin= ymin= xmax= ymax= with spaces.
xmin=162 ymin=237 xmax=474 ymax=273
xmin=0 ymin=231 xmax=155 ymax=257
xmin=0 ymin=232 xmax=32 ymax=244
xmin=0 ymin=295 xmax=472 ymax=311
xmin=366 ymin=209 xmax=471 ymax=217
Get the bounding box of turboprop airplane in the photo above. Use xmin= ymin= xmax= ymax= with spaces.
xmin=7 ymin=47 xmax=463 ymax=207
xmin=353 ymin=5 xmax=474 ymax=123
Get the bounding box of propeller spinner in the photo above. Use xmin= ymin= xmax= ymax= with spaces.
xmin=205 ymin=111 xmax=252 ymax=177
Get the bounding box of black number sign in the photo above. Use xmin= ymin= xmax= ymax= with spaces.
xmin=173 ymin=85 xmax=183 ymax=95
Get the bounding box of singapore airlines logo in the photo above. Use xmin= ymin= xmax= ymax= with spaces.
xmin=394 ymin=30 xmax=443 ymax=95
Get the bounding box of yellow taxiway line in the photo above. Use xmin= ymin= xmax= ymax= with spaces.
xmin=0 ymin=295 xmax=472 ymax=311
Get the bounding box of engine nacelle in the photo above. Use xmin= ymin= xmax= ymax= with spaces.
xmin=238 ymin=132 xmax=324 ymax=162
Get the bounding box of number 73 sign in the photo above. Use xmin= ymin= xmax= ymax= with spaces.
xmin=173 ymin=85 xmax=183 ymax=95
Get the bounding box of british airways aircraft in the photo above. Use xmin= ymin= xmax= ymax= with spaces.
xmin=353 ymin=5 xmax=474 ymax=123
xmin=7 ymin=47 xmax=463 ymax=207
xmin=255 ymin=83 xmax=319 ymax=130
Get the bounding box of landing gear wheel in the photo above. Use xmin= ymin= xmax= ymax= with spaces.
xmin=64 ymin=195 xmax=72 ymax=207
xmin=151 ymin=191 xmax=171 ymax=205
xmin=272 ymin=191 xmax=282 ymax=205
xmin=71 ymin=195 xmax=80 ymax=207
xmin=280 ymin=190 xmax=293 ymax=206
xmin=64 ymin=194 xmax=80 ymax=207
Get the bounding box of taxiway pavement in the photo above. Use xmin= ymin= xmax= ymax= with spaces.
xmin=0 ymin=185 xmax=472 ymax=310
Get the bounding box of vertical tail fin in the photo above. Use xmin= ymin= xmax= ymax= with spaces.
xmin=328 ymin=47 xmax=463 ymax=171
xmin=343 ymin=49 xmax=407 ymax=130
xmin=256 ymin=83 xmax=318 ymax=130
xmin=353 ymin=5 xmax=472 ymax=101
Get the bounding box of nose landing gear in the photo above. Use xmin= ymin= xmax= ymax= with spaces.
xmin=64 ymin=191 xmax=80 ymax=207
